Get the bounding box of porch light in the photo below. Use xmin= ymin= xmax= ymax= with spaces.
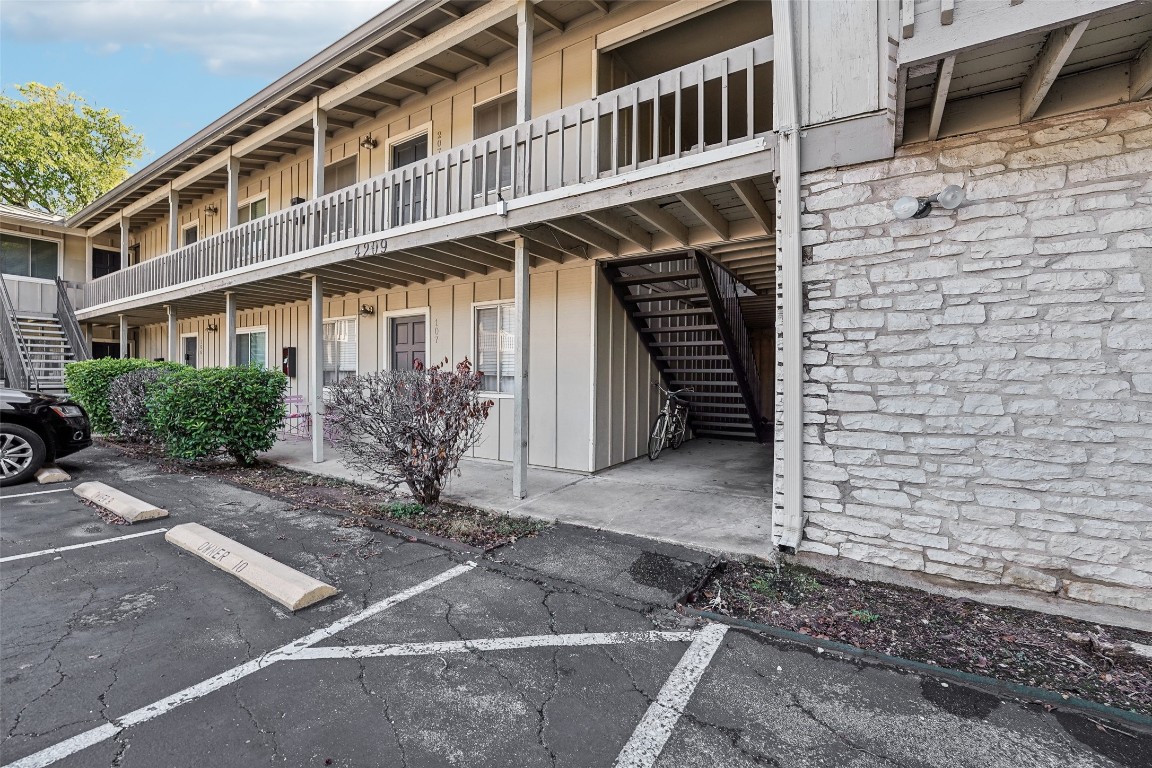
xmin=204 ymin=204 xmax=219 ymax=216
xmin=205 ymin=323 xmax=219 ymax=332
xmin=359 ymin=304 xmax=376 ymax=316
xmin=360 ymin=134 xmax=379 ymax=149
xmin=892 ymin=184 xmax=965 ymax=220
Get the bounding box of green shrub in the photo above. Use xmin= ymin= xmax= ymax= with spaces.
xmin=147 ymin=366 xmax=287 ymax=466
xmin=108 ymin=367 xmax=182 ymax=443
xmin=65 ymin=358 xmax=183 ymax=434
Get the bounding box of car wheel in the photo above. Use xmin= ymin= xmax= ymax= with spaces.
xmin=0 ymin=424 xmax=46 ymax=487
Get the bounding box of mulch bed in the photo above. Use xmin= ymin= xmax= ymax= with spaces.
xmin=689 ymin=560 xmax=1152 ymax=717
xmin=94 ymin=437 xmax=549 ymax=549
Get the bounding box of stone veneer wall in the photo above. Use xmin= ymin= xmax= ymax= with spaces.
xmin=779 ymin=102 xmax=1152 ymax=612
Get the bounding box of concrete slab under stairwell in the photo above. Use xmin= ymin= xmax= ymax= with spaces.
xmin=262 ymin=438 xmax=774 ymax=559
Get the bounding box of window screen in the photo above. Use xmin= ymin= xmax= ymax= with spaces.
xmin=475 ymin=303 xmax=516 ymax=394
xmin=236 ymin=330 xmax=267 ymax=368
xmin=0 ymin=234 xmax=58 ymax=279
xmin=323 ymin=318 xmax=358 ymax=386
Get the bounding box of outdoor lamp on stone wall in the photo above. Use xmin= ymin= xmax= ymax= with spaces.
xmin=892 ymin=185 xmax=965 ymax=220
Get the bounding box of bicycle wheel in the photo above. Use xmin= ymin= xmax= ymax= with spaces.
xmin=647 ymin=414 xmax=668 ymax=461
xmin=670 ymin=409 xmax=687 ymax=449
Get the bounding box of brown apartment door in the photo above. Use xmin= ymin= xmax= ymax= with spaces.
xmin=391 ymin=316 xmax=426 ymax=371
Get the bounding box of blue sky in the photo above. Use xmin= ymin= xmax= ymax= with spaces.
xmin=1 ymin=0 xmax=392 ymax=169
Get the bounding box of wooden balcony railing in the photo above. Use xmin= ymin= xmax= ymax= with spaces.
xmin=81 ymin=36 xmax=773 ymax=310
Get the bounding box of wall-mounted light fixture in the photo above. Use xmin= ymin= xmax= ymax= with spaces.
xmin=205 ymin=322 xmax=219 ymax=333
xmin=892 ymin=185 xmax=965 ymax=220
xmin=204 ymin=204 xmax=219 ymax=216
xmin=359 ymin=304 xmax=376 ymax=316
xmin=290 ymin=196 xmax=306 ymax=206
xmin=360 ymin=134 xmax=379 ymax=150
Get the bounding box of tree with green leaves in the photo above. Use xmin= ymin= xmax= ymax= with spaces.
xmin=0 ymin=82 xmax=146 ymax=216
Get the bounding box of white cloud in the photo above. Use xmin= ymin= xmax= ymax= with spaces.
xmin=1 ymin=0 xmax=392 ymax=77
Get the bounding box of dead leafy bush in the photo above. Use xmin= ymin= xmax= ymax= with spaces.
xmin=324 ymin=358 xmax=494 ymax=504
xmin=107 ymin=366 xmax=182 ymax=442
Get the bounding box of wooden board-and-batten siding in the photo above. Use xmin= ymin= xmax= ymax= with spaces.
xmin=135 ymin=260 xmax=597 ymax=473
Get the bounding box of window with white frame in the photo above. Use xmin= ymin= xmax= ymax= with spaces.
xmin=237 ymin=196 xmax=268 ymax=224
xmin=475 ymin=302 xmax=516 ymax=394
xmin=1 ymin=233 xmax=58 ymax=279
xmin=236 ymin=329 xmax=267 ymax=368
xmin=323 ymin=318 xmax=358 ymax=386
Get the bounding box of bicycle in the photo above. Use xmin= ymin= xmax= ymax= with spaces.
xmin=648 ymin=382 xmax=692 ymax=461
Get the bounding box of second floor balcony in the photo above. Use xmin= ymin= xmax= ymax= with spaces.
xmin=77 ymin=35 xmax=774 ymax=316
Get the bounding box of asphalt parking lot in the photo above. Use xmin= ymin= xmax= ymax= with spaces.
xmin=1 ymin=446 xmax=1149 ymax=768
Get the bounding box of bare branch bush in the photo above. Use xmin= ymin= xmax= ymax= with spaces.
xmin=324 ymin=358 xmax=494 ymax=505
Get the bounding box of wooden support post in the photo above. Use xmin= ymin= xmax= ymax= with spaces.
xmin=309 ymin=275 xmax=325 ymax=463
xmin=516 ymin=0 xmax=534 ymax=123
xmin=226 ymin=155 xmax=241 ymax=228
xmin=168 ymin=187 xmax=180 ymax=251
xmin=1020 ymin=20 xmax=1090 ymax=123
xmin=166 ymin=305 xmax=178 ymax=363
xmin=118 ymin=315 xmax=128 ymax=359
xmin=119 ymin=216 xmax=130 ymax=270
xmin=512 ymin=236 xmax=530 ymax=499
xmin=927 ymin=56 xmax=956 ymax=141
xmin=224 ymin=291 xmax=237 ymax=366
xmin=313 ymin=105 xmax=328 ymax=198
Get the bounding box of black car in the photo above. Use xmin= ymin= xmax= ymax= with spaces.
xmin=0 ymin=388 xmax=91 ymax=486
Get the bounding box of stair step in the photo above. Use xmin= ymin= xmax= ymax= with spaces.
xmin=613 ymin=270 xmax=699 ymax=287
xmin=663 ymin=368 xmax=734 ymax=374
xmin=607 ymin=252 xmax=697 ymax=270
xmin=642 ymin=325 xmax=718 ymax=333
xmin=654 ymin=340 xmax=726 ymax=347
xmin=671 ymin=379 xmax=740 ymax=387
xmin=623 ymin=289 xmax=705 ymax=303
xmin=657 ymin=355 xmax=731 ymax=361
xmin=635 ymin=308 xmax=713 ymax=319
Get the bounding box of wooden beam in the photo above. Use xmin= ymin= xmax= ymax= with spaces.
xmin=389 ymin=79 xmax=428 ymax=96
xmin=446 ymin=45 xmax=489 ymax=67
xmin=902 ymin=0 xmax=915 ymax=39
xmin=588 ymin=0 xmax=609 ymax=14
xmin=533 ymin=5 xmax=565 ymax=32
xmin=1132 ymin=42 xmax=1152 ymax=100
xmin=596 ymin=0 xmax=734 ymax=51
xmin=628 ymin=200 xmax=688 ymax=245
xmin=423 ymin=241 xmax=513 ymax=270
xmin=1021 ymin=20 xmax=1090 ymax=122
xmin=928 ymin=55 xmax=956 ymax=140
xmin=583 ymin=210 xmax=651 ymax=251
xmin=894 ymin=65 xmax=909 ymax=146
xmin=485 ymin=26 xmax=518 ymax=48
xmin=414 ymin=62 xmax=457 ymax=81
xmin=407 ymin=246 xmax=486 ymax=275
xmin=730 ymin=180 xmax=773 ymax=234
xmin=331 ymin=103 xmax=379 ymax=119
xmin=549 ymin=219 xmax=619 ymax=255
xmin=356 ymin=92 xmax=403 ymax=108
xmin=508 ymin=229 xmax=569 ymax=262
xmin=940 ymin=0 xmax=955 ymax=25
xmin=677 ymin=190 xmax=728 ymax=240
xmin=320 ymin=0 xmax=517 ymax=109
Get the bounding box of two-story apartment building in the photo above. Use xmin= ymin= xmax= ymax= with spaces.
xmin=8 ymin=0 xmax=1150 ymax=614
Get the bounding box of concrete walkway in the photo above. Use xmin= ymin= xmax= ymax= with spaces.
xmin=262 ymin=437 xmax=775 ymax=559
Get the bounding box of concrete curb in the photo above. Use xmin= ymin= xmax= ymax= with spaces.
xmin=166 ymin=523 xmax=338 ymax=611
xmin=74 ymin=481 xmax=169 ymax=523
xmin=683 ymin=607 xmax=1152 ymax=732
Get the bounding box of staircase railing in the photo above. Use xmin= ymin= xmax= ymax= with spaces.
xmin=694 ymin=252 xmax=767 ymax=442
xmin=55 ymin=277 xmax=90 ymax=363
xmin=0 ymin=272 xmax=36 ymax=390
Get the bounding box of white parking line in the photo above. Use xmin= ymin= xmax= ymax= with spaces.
xmin=2 ymin=561 xmax=477 ymax=768
xmin=613 ymin=622 xmax=729 ymax=768
xmin=292 ymin=630 xmax=697 ymax=659
xmin=0 ymin=488 xmax=74 ymax=500
xmin=0 ymin=529 xmax=169 ymax=564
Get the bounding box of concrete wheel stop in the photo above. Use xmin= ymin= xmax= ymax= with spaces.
xmin=73 ymin=481 xmax=169 ymax=523
xmin=35 ymin=465 xmax=71 ymax=484
xmin=166 ymin=522 xmax=339 ymax=611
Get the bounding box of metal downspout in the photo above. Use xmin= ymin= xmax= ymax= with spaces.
xmin=772 ymin=0 xmax=804 ymax=551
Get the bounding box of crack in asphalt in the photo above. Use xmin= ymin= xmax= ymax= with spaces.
xmin=356 ymin=658 xmax=410 ymax=768
xmin=786 ymin=691 xmax=909 ymax=767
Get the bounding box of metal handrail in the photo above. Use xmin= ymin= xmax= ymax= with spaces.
xmin=0 ymin=272 xmax=36 ymax=390
xmin=55 ymin=277 xmax=90 ymax=363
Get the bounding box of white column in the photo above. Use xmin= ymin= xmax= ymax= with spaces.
xmin=119 ymin=216 xmax=130 ymax=270
xmin=309 ymin=275 xmax=325 ymax=463
xmin=512 ymin=236 xmax=530 ymax=499
xmin=166 ymin=305 xmax=179 ymax=363
xmin=771 ymin=0 xmax=804 ymax=551
xmin=226 ymin=155 xmax=241 ymax=228
xmin=168 ymin=187 xmax=180 ymax=251
xmin=224 ymin=292 xmax=237 ymax=366
xmin=516 ymin=0 xmax=535 ymax=123
xmin=118 ymin=315 xmax=128 ymax=359
xmin=312 ymin=105 xmax=328 ymax=199
xmin=84 ymin=235 xmax=93 ymax=282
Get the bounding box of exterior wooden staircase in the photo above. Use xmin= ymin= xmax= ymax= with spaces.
xmin=0 ymin=275 xmax=88 ymax=392
xmin=603 ymin=250 xmax=769 ymax=442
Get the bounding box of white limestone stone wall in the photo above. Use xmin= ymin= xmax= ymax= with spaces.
xmin=781 ymin=102 xmax=1152 ymax=611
